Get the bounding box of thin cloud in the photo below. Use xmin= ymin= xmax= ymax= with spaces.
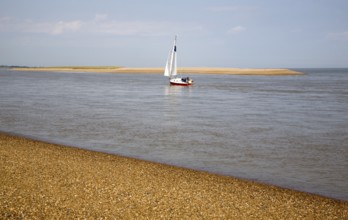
xmin=94 ymin=14 xmax=108 ymax=22
xmin=228 ymin=26 xmax=246 ymax=34
xmin=92 ymin=20 xmax=203 ymax=36
xmin=0 ymin=16 xmax=202 ymax=36
xmin=0 ymin=16 xmax=82 ymax=35
xmin=93 ymin=20 xmax=169 ymax=36
xmin=327 ymin=31 xmax=348 ymax=41
xmin=50 ymin=21 xmax=82 ymax=35
xmin=0 ymin=16 xmax=18 ymax=32
xmin=207 ymin=5 xmax=256 ymax=13
xmin=0 ymin=16 xmax=12 ymax=22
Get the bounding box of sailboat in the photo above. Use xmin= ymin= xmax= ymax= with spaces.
xmin=164 ymin=36 xmax=193 ymax=86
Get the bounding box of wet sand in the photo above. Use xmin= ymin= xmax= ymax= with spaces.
xmin=12 ymin=66 xmax=303 ymax=75
xmin=1 ymin=132 xmax=346 ymax=219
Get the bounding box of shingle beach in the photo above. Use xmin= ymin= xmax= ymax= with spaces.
xmin=1 ymin=132 xmax=347 ymax=219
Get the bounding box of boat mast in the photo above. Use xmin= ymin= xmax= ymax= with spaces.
xmin=172 ymin=35 xmax=177 ymax=78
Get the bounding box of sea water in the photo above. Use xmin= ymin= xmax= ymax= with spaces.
xmin=0 ymin=68 xmax=347 ymax=201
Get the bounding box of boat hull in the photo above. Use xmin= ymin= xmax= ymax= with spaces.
xmin=170 ymin=81 xmax=193 ymax=86
xmin=169 ymin=77 xmax=193 ymax=86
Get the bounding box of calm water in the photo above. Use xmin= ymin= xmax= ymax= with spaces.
xmin=1 ymin=68 xmax=347 ymax=201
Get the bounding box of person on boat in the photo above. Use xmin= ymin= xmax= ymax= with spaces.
xmin=182 ymin=77 xmax=191 ymax=83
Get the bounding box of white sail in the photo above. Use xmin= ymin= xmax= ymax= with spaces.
xmin=164 ymin=36 xmax=177 ymax=77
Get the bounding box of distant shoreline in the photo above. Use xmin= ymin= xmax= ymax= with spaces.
xmin=12 ymin=66 xmax=304 ymax=75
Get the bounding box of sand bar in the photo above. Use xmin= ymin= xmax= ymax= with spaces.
xmin=12 ymin=66 xmax=303 ymax=75
xmin=1 ymin=132 xmax=346 ymax=219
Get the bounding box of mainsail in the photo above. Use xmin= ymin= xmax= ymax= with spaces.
xmin=164 ymin=36 xmax=177 ymax=77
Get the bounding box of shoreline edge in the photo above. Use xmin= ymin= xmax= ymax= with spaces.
xmin=12 ymin=66 xmax=304 ymax=75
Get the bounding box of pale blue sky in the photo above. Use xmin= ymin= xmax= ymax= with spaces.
xmin=1 ymin=0 xmax=347 ymax=68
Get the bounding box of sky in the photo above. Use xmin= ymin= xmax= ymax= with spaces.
xmin=1 ymin=0 xmax=348 ymax=68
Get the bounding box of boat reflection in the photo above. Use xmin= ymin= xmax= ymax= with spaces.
xmin=164 ymin=85 xmax=192 ymax=96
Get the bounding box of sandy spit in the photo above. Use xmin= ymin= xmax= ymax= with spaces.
xmin=1 ymin=132 xmax=346 ymax=219
xmin=12 ymin=66 xmax=303 ymax=75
